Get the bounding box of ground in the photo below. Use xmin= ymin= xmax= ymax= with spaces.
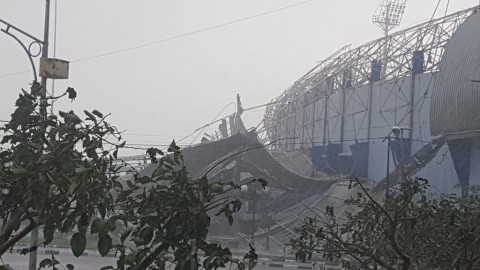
xmin=0 ymin=248 xmax=339 ymax=270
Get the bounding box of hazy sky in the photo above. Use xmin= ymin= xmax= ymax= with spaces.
xmin=0 ymin=0 xmax=478 ymax=155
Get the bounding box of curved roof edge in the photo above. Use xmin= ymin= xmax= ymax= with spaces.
xmin=431 ymin=10 xmax=480 ymax=137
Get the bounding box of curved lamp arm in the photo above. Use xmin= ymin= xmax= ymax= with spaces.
xmin=0 ymin=19 xmax=44 ymax=82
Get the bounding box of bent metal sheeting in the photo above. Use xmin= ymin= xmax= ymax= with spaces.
xmin=134 ymin=131 xmax=340 ymax=191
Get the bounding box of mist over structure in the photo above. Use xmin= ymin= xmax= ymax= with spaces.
xmin=262 ymin=6 xmax=480 ymax=197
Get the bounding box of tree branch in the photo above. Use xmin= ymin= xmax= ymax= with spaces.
xmin=0 ymin=205 xmax=28 ymax=246
xmin=0 ymin=220 xmax=36 ymax=256
xmin=395 ymin=188 xmax=416 ymax=219
xmin=136 ymin=243 xmax=169 ymax=270
xmin=354 ymin=177 xmax=393 ymax=223
xmin=321 ymin=227 xmax=395 ymax=270
xmin=326 ymin=240 xmax=396 ymax=270
xmin=387 ymin=217 xmax=410 ymax=270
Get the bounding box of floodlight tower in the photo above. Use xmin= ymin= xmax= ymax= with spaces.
xmin=372 ymin=0 xmax=407 ymax=78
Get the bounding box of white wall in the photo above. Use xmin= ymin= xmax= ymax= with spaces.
xmin=273 ymin=72 xmax=463 ymax=194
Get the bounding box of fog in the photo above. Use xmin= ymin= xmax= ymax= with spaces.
xmin=0 ymin=0 xmax=478 ymax=156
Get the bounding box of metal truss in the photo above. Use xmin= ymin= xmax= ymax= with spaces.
xmin=263 ymin=6 xmax=480 ymax=144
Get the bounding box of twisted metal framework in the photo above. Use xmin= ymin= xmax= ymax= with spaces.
xmin=262 ymin=6 xmax=480 ymax=144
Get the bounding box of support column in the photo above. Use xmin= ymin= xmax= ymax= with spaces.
xmin=449 ymin=139 xmax=473 ymax=197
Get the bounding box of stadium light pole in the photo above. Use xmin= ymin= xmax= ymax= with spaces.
xmin=372 ymin=0 xmax=407 ymax=79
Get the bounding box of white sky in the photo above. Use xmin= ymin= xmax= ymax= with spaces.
xmin=0 ymin=0 xmax=478 ymax=155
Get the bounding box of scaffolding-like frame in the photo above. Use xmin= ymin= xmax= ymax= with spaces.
xmin=262 ymin=6 xmax=479 ymax=144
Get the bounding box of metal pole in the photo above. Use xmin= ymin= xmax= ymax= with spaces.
xmin=301 ymin=99 xmax=306 ymax=147
xmin=311 ymin=100 xmax=316 ymax=146
xmin=40 ymin=0 xmax=50 ymax=88
xmin=265 ymin=191 xmax=270 ymax=250
xmin=29 ymin=1 xmax=49 ymax=270
xmin=382 ymin=4 xmax=390 ymax=79
xmin=399 ymin=132 xmax=404 ymax=183
xmin=251 ymin=185 xmax=256 ymax=246
xmin=385 ymin=137 xmax=391 ymax=194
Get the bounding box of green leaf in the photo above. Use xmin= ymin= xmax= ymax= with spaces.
xmin=98 ymin=233 xmax=113 ymax=257
xmin=98 ymin=203 xmax=107 ymax=219
xmin=113 ymin=180 xmax=123 ymax=191
xmin=9 ymin=166 xmax=28 ymax=175
xmin=116 ymin=190 xmax=133 ymax=203
xmin=75 ymin=167 xmax=89 ymax=174
xmin=64 ymin=113 xmax=82 ymax=125
xmin=78 ymin=213 xmax=89 ymax=235
xmin=37 ymin=154 xmax=51 ymax=164
xmin=21 ymin=88 xmax=34 ymax=100
xmin=100 ymin=267 xmax=114 ymax=270
xmin=39 ymin=258 xmax=53 ymax=268
xmin=136 ymin=176 xmax=152 ymax=184
xmin=84 ymin=110 xmax=96 ymax=121
xmin=201 ymin=243 xmax=219 ymax=255
xmin=66 ymin=264 xmax=74 ymax=270
xmin=62 ymin=211 xmax=78 ymax=232
xmin=70 ymin=232 xmax=87 ymax=257
xmin=120 ymin=229 xmax=132 ymax=243
xmin=126 ymin=180 xmax=134 ymax=189
xmin=139 ymin=227 xmax=154 ymax=244
xmin=92 ymin=110 xmax=104 ymax=118
xmin=86 ymin=148 xmax=98 ymax=159
xmin=43 ymin=221 xmax=55 ymax=245
xmin=91 ymin=219 xmax=104 ymax=234
xmin=167 ymin=139 xmax=180 ymax=152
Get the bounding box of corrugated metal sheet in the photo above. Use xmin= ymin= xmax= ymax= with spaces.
xmin=431 ymin=11 xmax=480 ymax=136
xmin=270 ymin=149 xmax=318 ymax=177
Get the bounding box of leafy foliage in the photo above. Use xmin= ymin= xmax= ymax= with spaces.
xmin=0 ymin=82 xmax=123 ymax=257
xmin=106 ymin=145 xmax=257 ymax=270
xmin=291 ymin=178 xmax=480 ymax=270
xmin=0 ymin=83 xmax=258 ymax=270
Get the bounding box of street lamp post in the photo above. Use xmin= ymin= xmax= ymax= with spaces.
xmin=261 ymin=187 xmax=270 ymax=250
xmin=251 ymin=189 xmax=256 ymax=246
xmin=385 ymin=136 xmax=392 ymax=193
xmin=391 ymin=126 xmax=411 ymax=184
xmin=2 ymin=1 xmax=69 ymax=269
xmin=40 ymin=0 xmax=51 ymax=88
xmin=240 ymin=184 xmax=257 ymax=246
xmin=29 ymin=2 xmax=51 ymax=269
xmin=1 ymin=2 xmax=51 ymax=269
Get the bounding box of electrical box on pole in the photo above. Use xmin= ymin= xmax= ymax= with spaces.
xmin=39 ymin=58 xmax=69 ymax=79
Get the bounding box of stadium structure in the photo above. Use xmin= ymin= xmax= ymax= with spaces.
xmin=123 ymin=4 xmax=480 ymax=252
xmin=260 ymin=5 xmax=480 ymax=197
